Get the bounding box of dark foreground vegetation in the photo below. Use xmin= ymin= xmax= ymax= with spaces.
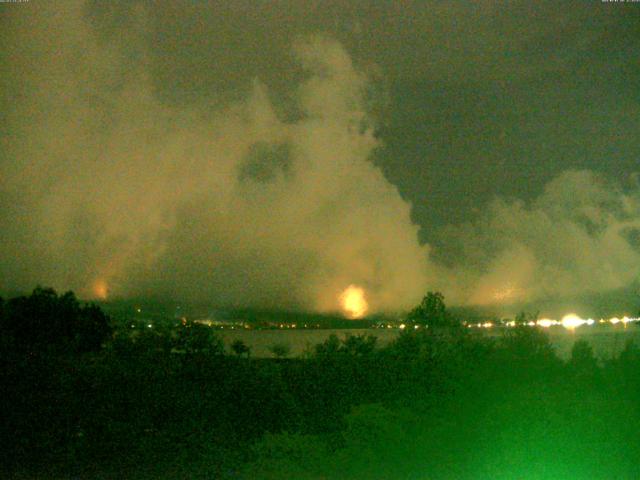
xmin=2 ymin=288 xmax=640 ymax=479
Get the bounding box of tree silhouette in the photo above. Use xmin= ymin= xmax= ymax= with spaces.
xmin=341 ymin=334 xmax=377 ymax=356
xmin=269 ymin=342 xmax=291 ymax=359
xmin=407 ymin=292 xmax=450 ymax=327
xmin=314 ymin=334 xmax=341 ymax=357
xmin=74 ymin=302 xmax=112 ymax=352
xmin=0 ymin=286 xmax=112 ymax=354
xmin=231 ymin=339 xmax=251 ymax=358
xmin=500 ymin=325 xmax=556 ymax=365
xmin=569 ymin=339 xmax=598 ymax=375
xmin=174 ymin=321 xmax=224 ymax=355
xmin=515 ymin=310 xmax=539 ymax=325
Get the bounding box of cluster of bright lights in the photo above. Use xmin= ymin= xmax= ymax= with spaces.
xmin=548 ymin=314 xmax=638 ymax=330
xmin=467 ymin=322 xmax=496 ymax=329
xmin=467 ymin=314 xmax=639 ymax=330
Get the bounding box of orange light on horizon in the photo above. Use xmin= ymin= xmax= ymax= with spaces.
xmin=339 ymin=284 xmax=368 ymax=319
xmin=561 ymin=313 xmax=586 ymax=330
xmin=537 ymin=318 xmax=557 ymax=328
xmin=92 ymin=279 xmax=109 ymax=300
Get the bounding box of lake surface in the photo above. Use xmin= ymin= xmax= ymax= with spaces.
xmin=540 ymin=325 xmax=640 ymax=359
xmin=218 ymin=325 xmax=640 ymax=360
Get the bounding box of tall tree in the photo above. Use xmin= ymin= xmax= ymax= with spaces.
xmin=407 ymin=291 xmax=449 ymax=327
xmin=0 ymin=287 xmax=112 ymax=354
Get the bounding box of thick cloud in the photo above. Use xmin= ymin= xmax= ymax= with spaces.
xmin=436 ymin=170 xmax=640 ymax=307
xmin=0 ymin=2 xmax=431 ymax=312
xmin=2 ymin=2 xmax=639 ymax=314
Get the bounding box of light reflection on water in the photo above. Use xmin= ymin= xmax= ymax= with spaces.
xmin=217 ymin=326 xmax=640 ymax=360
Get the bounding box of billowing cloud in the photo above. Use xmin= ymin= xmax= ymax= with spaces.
xmin=0 ymin=2 xmax=432 ymax=312
xmin=2 ymin=2 xmax=639 ymax=315
xmin=437 ymin=170 xmax=640 ymax=306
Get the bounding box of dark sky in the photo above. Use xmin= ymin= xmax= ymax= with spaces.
xmin=1 ymin=1 xmax=639 ymax=314
xmin=84 ymin=1 xmax=640 ymax=232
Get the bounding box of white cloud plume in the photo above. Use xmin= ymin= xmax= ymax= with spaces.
xmin=0 ymin=3 xmax=432 ymax=312
xmin=2 ymin=2 xmax=638 ymax=315
xmin=439 ymin=170 xmax=640 ymax=306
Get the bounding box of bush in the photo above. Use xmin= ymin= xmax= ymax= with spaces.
xmin=268 ymin=342 xmax=291 ymax=359
xmin=231 ymin=339 xmax=251 ymax=357
xmin=174 ymin=322 xmax=224 ymax=355
xmin=499 ymin=326 xmax=557 ymax=364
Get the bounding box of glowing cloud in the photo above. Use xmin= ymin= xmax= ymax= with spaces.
xmin=340 ymin=285 xmax=368 ymax=319
xmin=91 ymin=280 xmax=109 ymax=300
xmin=439 ymin=170 xmax=640 ymax=306
xmin=0 ymin=6 xmax=433 ymax=311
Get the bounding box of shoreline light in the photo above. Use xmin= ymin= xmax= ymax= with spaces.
xmin=561 ymin=313 xmax=586 ymax=330
xmin=537 ymin=318 xmax=557 ymax=328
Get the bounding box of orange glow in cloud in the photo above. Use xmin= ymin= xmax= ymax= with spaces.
xmin=340 ymin=285 xmax=368 ymax=319
xmin=92 ymin=279 xmax=109 ymax=300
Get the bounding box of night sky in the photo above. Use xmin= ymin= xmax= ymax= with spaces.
xmin=1 ymin=1 xmax=639 ymax=315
